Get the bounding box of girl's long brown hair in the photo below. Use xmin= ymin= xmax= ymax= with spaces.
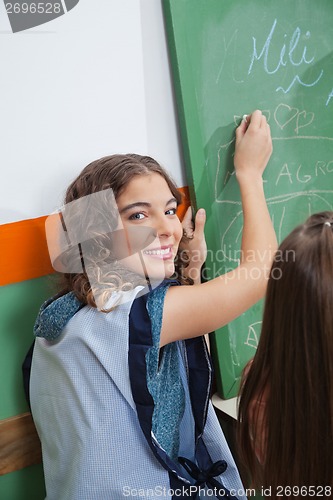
xmin=237 ymin=211 xmax=333 ymax=496
xmin=57 ymin=154 xmax=191 ymax=308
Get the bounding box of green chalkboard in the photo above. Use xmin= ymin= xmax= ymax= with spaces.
xmin=164 ymin=0 xmax=333 ymax=398
xmin=0 ymin=277 xmax=52 ymax=498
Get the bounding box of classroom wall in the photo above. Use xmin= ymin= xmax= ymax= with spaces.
xmin=0 ymin=1 xmax=187 ymax=497
xmin=0 ymin=0 xmax=185 ymax=226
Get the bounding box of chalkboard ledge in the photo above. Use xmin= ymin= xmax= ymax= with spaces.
xmin=212 ymin=393 xmax=238 ymax=421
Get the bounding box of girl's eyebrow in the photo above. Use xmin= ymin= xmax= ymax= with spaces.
xmin=119 ymin=198 xmax=177 ymax=214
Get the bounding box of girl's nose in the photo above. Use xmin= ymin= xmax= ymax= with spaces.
xmin=156 ymin=215 xmax=172 ymax=238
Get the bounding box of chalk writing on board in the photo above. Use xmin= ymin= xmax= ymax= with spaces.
xmin=244 ymin=321 xmax=262 ymax=350
xmin=211 ymin=103 xmax=333 ymax=265
xmin=276 ymin=74 xmax=324 ymax=94
xmin=234 ymin=104 xmax=319 ymax=135
xmin=248 ymin=19 xmax=324 ymax=95
xmin=215 ymin=29 xmax=245 ymax=85
xmin=215 ymin=20 xmax=333 ymax=107
xmin=216 ymin=190 xmax=333 ymax=263
xmin=326 ymin=89 xmax=333 ymax=106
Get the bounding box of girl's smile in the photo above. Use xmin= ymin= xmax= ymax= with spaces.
xmin=143 ymin=246 xmax=173 ymax=259
xmin=115 ymin=173 xmax=182 ymax=279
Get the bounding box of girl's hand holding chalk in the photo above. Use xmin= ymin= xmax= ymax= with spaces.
xmin=234 ymin=109 xmax=272 ymax=179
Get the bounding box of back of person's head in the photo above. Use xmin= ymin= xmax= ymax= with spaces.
xmin=56 ymin=154 xmax=189 ymax=308
xmin=238 ymin=211 xmax=333 ymax=493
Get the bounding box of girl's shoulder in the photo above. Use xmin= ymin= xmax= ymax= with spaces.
xmin=34 ymin=291 xmax=84 ymax=341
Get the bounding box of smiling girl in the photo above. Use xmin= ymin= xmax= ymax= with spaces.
xmin=30 ymin=110 xmax=276 ymax=499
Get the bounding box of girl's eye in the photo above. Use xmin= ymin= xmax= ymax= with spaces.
xmin=129 ymin=212 xmax=145 ymax=220
xmin=166 ymin=208 xmax=177 ymax=216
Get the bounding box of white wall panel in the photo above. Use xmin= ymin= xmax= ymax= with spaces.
xmin=140 ymin=0 xmax=185 ymax=187
xmin=0 ymin=0 xmax=185 ymax=224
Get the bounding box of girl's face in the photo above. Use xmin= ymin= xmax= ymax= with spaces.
xmin=115 ymin=173 xmax=183 ymax=280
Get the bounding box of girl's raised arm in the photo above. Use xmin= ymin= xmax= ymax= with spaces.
xmin=161 ymin=110 xmax=277 ymax=346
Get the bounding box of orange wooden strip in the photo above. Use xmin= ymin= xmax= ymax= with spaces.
xmin=0 ymin=412 xmax=42 ymax=475
xmin=0 ymin=187 xmax=191 ymax=286
xmin=177 ymin=186 xmax=191 ymax=220
xmin=0 ymin=216 xmax=54 ymax=286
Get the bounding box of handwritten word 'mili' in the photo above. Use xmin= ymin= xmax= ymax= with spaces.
xmin=248 ymin=19 xmax=323 ymax=93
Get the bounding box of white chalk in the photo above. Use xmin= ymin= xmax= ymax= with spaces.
xmin=242 ymin=114 xmax=248 ymax=122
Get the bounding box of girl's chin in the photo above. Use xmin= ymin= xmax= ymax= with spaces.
xmin=142 ymin=264 xmax=176 ymax=282
xmin=146 ymin=269 xmax=175 ymax=281
xmin=120 ymin=255 xmax=175 ymax=282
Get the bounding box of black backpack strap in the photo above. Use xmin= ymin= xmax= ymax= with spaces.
xmin=22 ymin=340 xmax=35 ymax=409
